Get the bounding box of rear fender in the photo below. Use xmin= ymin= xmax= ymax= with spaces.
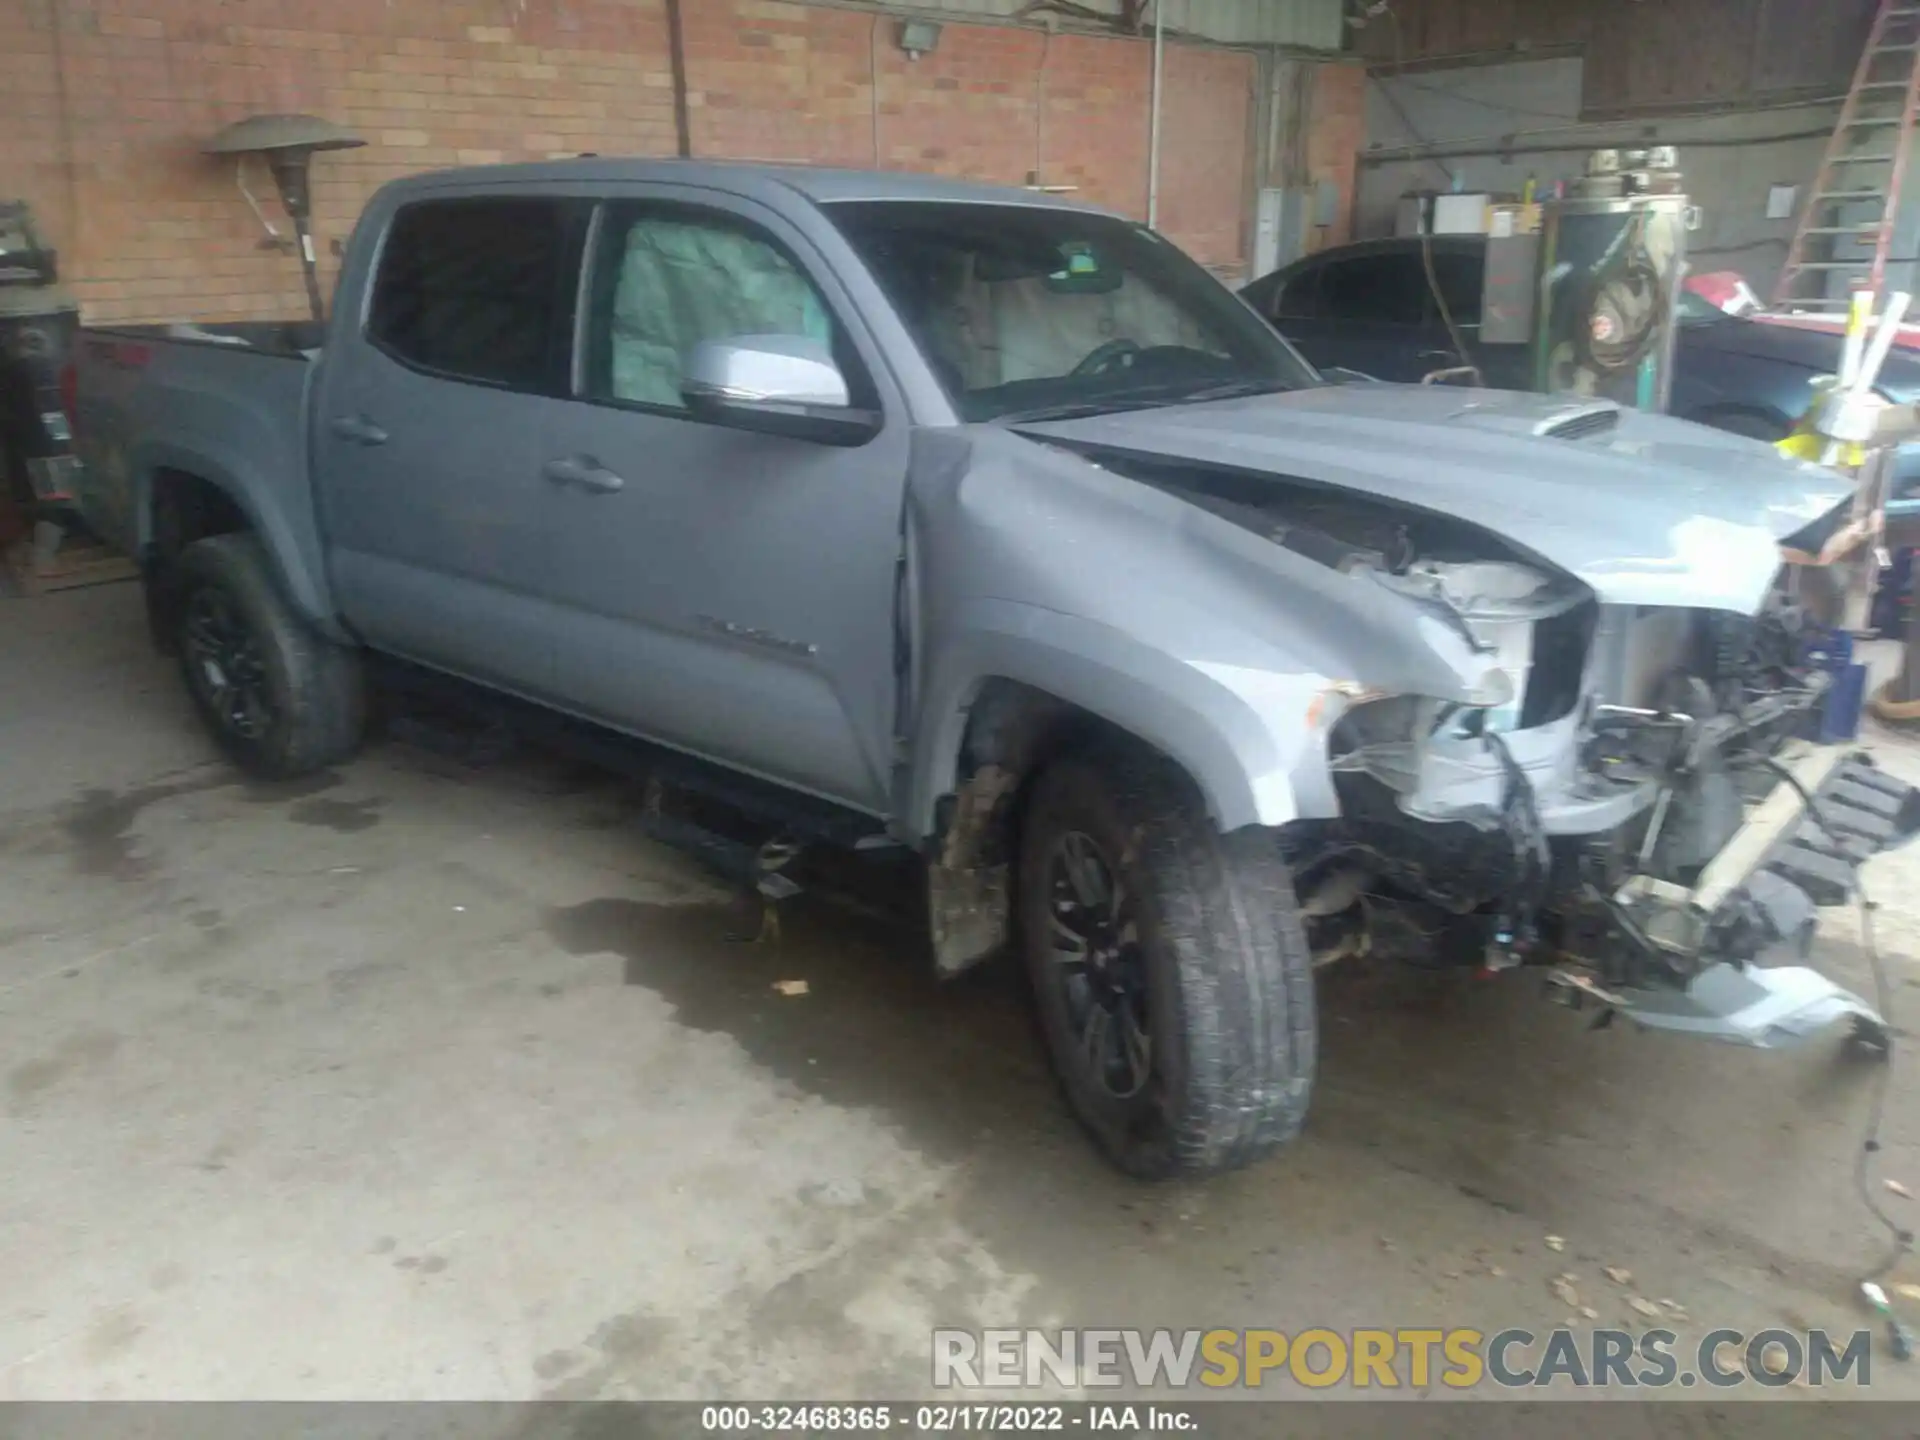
xmin=133 ymin=435 xmax=342 ymax=639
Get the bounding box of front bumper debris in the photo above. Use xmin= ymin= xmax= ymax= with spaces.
xmin=1596 ymin=962 xmax=1887 ymax=1050
xmin=1594 ymin=748 xmax=1919 ymax=1047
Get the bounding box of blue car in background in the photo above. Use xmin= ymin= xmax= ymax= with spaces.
xmin=1241 ymin=235 xmax=1920 ymax=492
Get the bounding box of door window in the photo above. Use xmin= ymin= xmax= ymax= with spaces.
xmin=1427 ymin=251 xmax=1485 ymax=326
xmin=1318 ymin=255 xmax=1425 ymax=325
xmin=367 ymin=198 xmax=578 ymax=391
xmin=1273 ymin=266 xmax=1324 ymax=320
xmin=583 ymin=204 xmax=871 ymax=412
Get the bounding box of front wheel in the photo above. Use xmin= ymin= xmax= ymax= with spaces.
xmin=1018 ymin=745 xmax=1316 ymax=1178
xmin=175 ymin=534 xmax=365 ymax=778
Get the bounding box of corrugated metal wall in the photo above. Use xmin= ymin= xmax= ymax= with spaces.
xmin=1356 ymin=0 xmax=1875 ymax=115
xmin=881 ymin=0 xmax=1346 ymax=51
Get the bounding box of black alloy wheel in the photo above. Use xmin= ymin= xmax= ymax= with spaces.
xmin=1045 ymin=829 xmax=1154 ymax=1100
xmin=183 ymin=583 xmax=274 ymax=742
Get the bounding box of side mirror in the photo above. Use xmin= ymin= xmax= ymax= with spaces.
xmin=681 ymin=335 xmax=880 ymax=446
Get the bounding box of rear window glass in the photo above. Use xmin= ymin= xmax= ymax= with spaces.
xmin=368 ymin=199 xmax=573 ymax=391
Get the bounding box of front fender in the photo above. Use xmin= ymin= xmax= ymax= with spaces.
xmin=900 ymin=426 xmax=1513 ymax=841
xmin=907 ymin=599 xmax=1354 ymax=835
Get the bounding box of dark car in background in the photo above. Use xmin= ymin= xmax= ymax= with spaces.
xmin=1241 ymin=235 xmax=1920 ymax=474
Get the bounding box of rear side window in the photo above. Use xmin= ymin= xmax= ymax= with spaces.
xmin=368 ymin=199 xmax=577 ymax=391
xmin=1318 ymin=255 xmax=1425 ymax=325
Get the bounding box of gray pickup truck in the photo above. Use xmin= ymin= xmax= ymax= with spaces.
xmin=72 ymin=160 xmax=1918 ymax=1177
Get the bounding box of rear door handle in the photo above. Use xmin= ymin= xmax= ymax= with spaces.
xmin=328 ymin=414 xmax=388 ymax=446
xmin=542 ymin=455 xmax=624 ymax=494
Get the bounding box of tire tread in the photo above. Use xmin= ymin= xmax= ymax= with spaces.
xmin=1023 ymin=739 xmax=1315 ymax=1178
xmin=175 ymin=534 xmax=364 ymax=778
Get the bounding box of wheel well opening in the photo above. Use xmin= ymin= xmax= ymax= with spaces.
xmin=937 ymin=679 xmax=1115 ymax=872
xmin=927 ymin=679 xmax=1195 ymax=976
xmin=150 ymin=469 xmax=249 ymax=561
xmin=145 ymin=469 xmax=250 ymax=650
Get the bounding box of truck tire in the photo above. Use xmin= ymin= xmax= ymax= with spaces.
xmin=1017 ymin=744 xmax=1315 ymax=1178
xmin=174 ymin=533 xmax=365 ymax=779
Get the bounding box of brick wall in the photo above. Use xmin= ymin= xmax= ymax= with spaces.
xmin=0 ymin=0 xmax=1263 ymax=324
xmin=1304 ymin=60 xmax=1366 ymax=249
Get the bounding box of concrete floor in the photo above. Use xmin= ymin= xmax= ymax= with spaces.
xmin=8 ymin=582 xmax=1920 ymax=1412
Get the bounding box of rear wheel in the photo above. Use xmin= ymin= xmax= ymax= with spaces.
xmin=175 ymin=534 xmax=364 ymax=778
xmin=1018 ymin=744 xmax=1316 ymax=1178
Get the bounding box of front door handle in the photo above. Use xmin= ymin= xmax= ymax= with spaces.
xmin=542 ymin=455 xmax=625 ymax=494
xmin=328 ymin=414 xmax=388 ymax=446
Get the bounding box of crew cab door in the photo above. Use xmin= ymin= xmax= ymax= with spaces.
xmin=534 ymin=190 xmax=908 ymax=815
xmin=314 ymin=194 xmax=586 ymax=695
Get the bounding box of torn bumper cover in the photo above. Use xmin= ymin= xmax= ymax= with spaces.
xmin=1588 ymin=749 xmax=1920 ymax=1048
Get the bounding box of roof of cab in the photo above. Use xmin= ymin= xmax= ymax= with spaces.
xmin=379 ymin=156 xmax=1111 ymax=214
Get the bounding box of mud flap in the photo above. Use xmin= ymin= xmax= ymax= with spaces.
xmin=1602 ymin=749 xmax=1919 ymax=1047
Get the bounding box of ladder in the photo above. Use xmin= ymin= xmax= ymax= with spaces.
xmin=1772 ymin=0 xmax=1920 ymax=312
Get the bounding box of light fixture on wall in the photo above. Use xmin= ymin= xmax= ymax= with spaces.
xmin=898 ymin=20 xmax=942 ymax=60
xmin=205 ymin=113 xmax=365 ymax=322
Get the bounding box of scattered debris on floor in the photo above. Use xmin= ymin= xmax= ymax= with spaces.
xmin=1863 ymin=1283 xmax=1917 ymax=1360
xmin=1604 ymin=1266 xmax=1632 ymax=1285
xmin=773 ymin=979 xmax=810 ymax=997
xmin=1888 ymin=1178 xmax=1913 ymax=1200
xmin=1544 ymin=1234 xmax=1566 ymax=1252
xmin=1627 ymin=1296 xmax=1662 ymax=1318
xmin=1550 ymin=1274 xmax=1580 ymax=1307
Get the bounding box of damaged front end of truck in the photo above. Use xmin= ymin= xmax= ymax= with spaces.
xmin=1302 ymin=579 xmax=1920 ymax=1049
xmin=1021 ymin=390 xmax=1920 ymax=1049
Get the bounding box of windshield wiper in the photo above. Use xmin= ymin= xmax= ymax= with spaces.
xmin=1154 ymin=378 xmax=1292 ymax=405
xmin=995 ymin=378 xmax=1291 ymax=426
xmin=994 ymin=399 xmax=1144 ymax=424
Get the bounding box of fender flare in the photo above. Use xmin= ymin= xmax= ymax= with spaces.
xmin=906 ymin=598 xmax=1350 ymax=840
xmin=133 ymin=436 xmax=343 ymax=639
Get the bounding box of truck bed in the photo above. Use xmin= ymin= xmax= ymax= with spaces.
xmin=72 ymin=321 xmax=322 ymax=569
xmin=95 ymin=320 xmax=327 ymax=357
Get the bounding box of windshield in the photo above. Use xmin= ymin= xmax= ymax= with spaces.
xmin=826 ymin=201 xmax=1318 ymax=421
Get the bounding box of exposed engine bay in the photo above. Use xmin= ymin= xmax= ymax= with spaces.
xmin=1119 ymin=452 xmax=1920 ymax=1046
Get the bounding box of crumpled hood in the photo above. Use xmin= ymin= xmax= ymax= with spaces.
xmin=1018 ymin=385 xmax=1852 ymax=613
